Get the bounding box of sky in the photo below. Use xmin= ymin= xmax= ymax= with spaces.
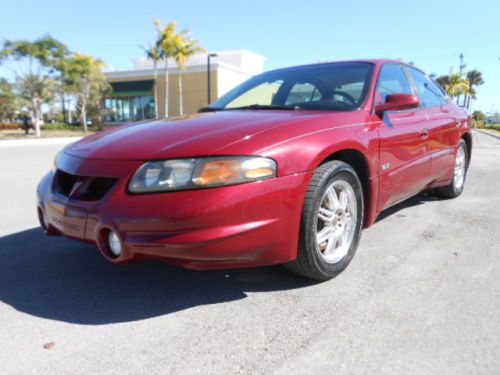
xmin=1 ymin=0 xmax=499 ymax=113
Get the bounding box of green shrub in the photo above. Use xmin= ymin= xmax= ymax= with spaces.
xmin=472 ymin=110 xmax=487 ymax=122
xmin=486 ymin=123 xmax=500 ymax=131
xmin=42 ymin=122 xmax=81 ymax=130
xmin=472 ymin=120 xmax=487 ymax=129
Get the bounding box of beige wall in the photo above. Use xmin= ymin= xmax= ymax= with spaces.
xmin=107 ymin=70 xmax=218 ymax=118
xmin=156 ymin=70 xmax=218 ymax=117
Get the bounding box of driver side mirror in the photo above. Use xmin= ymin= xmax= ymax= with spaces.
xmin=375 ymin=93 xmax=420 ymax=116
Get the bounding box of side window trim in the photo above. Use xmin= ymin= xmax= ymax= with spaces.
xmin=401 ymin=64 xmax=422 ymax=109
xmin=428 ymin=76 xmax=449 ymax=105
xmin=435 ymin=80 xmax=450 ymax=103
xmin=371 ymin=63 xmax=393 ymax=113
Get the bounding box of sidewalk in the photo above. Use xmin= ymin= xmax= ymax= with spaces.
xmin=0 ymin=137 xmax=81 ymax=148
xmin=474 ymin=128 xmax=500 ymax=141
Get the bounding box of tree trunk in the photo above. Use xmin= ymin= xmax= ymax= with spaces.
xmin=32 ymin=97 xmax=41 ymax=137
xmin=164 ymin=59 xmax=169 ymax=118
xmin=61 ymin=82 xmax=67 ymax=124
xmin=81 ymin=100 xmax=88 ymax=134
xmin=97 ymin=98 xmax=104 ymax=131
xmin=178 ymin=70 xmax=183 ymax=116
xmin=68 ymin=99 xmax=72 ymax=124
xmin=153 ymin=62 xmax=159 ymax=119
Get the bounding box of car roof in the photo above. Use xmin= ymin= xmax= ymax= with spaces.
xmin=269 ymin=59 xmax=408 ymax=73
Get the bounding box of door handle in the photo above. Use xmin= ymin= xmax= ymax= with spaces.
xmin=420 ymin=128 xmax=429 ymax=139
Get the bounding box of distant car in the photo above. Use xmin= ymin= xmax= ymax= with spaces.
xmin=37 ymin=60 xmax=471 ymax=280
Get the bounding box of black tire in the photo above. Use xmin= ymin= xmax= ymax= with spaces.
xmin=434 ymin=139 xmax=468 ymax=199
xmin=285 ymin=161 xmax=364 ymax=281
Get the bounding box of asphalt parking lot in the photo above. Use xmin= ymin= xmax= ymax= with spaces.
xmin=0 ymin=132 xmax=499 ymax=374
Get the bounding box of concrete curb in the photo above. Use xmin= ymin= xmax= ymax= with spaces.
xmin=474 ymin=129 xmax=500 ymax=141
xmin=0 ymin=137 xmax=81 ymax=148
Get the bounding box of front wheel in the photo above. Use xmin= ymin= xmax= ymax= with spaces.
xmin=434 ymin=139 xmax=468 ymax=199
xmin=285 ymin=161 xmax=364 ymax=281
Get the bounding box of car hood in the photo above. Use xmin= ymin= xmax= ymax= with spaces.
xmin=64 ymin=110 xmax=329 ymax=160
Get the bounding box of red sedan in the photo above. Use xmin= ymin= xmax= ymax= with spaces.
xmin=37 ymin=60 xmax=471 ymax=280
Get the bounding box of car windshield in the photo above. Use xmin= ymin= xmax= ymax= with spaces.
xmin=208 ymin=62 xmax=374 ymax=112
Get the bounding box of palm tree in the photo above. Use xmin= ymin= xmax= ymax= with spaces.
xmin=155 ymin=20 xmax=185 ymax=118
xmin=465 ymin=70 xmax=484 ymax=109
xmin=142 ymin=44 xmax=161 ymax=119
xmin=436 ymin=75 xmax=450 ymax=91
xmin=173 ymin=37 xmax=206 ymax=115
xmin=435 ymin=71 xmax=469 ymax=101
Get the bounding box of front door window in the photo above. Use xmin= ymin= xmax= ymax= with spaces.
xmin=375 ymin=63 xmax=414 ymax=106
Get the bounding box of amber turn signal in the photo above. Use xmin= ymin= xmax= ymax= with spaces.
xmin=193 ymin=157 xmax=276 ymax=187
xmin=195 ymin=160 xmax=243 ymax=185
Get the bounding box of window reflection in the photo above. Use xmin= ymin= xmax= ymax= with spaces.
xmin=105 ymin=95 xmax=156 ymax=122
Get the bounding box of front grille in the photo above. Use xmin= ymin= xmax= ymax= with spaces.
xmin=54 ymin=170 xmax=117 ymax=201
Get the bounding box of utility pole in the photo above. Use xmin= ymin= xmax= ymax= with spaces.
xmin=459 ymin=53 xmax=466 ymax=75
xmin=457 ymin=53 xmax=467 ymax=105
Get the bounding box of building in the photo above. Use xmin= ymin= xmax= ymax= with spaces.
xmin=104 ymin=49 xmax=265 ymax=123
xmin=487 ymin=112 xmax=500 ymax=124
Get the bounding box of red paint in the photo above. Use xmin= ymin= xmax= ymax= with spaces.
xmin=374 ymin=93 xmax=420 ymax=114
xmin=37 ymin=59 xmax=471 ymax=269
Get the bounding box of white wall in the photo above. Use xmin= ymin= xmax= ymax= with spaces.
xmin=131 ymin=49 xmax=266 ymax=77
xmin=217 ymin=65 xmax=253 ymax=97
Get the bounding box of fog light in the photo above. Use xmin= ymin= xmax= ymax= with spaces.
xmin=108 ymin=231 xmax=122 ymax=257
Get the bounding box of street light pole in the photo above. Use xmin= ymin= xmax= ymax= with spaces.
xmin=207 ymin=53 xmax=218 ymax=105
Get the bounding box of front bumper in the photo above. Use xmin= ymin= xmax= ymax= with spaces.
xmin=37 ymin=153 xmax=312 ymax=269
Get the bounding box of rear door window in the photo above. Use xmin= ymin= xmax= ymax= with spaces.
xmin=408 ymin=67 xmax=447 ymax=108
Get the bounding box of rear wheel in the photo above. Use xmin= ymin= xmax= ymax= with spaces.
xmin=286 ymin=161 xmax=364 ymax=281
xmin=434 ymin=139 xmax=468 ymax=199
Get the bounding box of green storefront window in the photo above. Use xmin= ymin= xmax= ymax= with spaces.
xmin=105 ymin=80 xmax=156 ymax=122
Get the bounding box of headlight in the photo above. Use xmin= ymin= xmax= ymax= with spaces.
xmin=129 ymin=156 xmax=277 ymax=193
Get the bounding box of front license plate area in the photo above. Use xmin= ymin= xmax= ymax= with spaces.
xmin=46 ymin=201 xmax=87 ymax=238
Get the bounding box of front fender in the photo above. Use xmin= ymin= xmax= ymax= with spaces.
xmin=260 ymin=124 xmax=379 ymax=177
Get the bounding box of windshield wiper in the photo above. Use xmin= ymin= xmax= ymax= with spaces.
xmin=225 ymin=104 xmax=300 ymax=111
xmin=199 ymin=104 xmax=300 ymax=112
xmin=198 ymin=106 xmax=224 ymax=113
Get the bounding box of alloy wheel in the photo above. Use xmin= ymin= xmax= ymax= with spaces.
xmin=315 ymin=180 xmax=357 ymax=264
